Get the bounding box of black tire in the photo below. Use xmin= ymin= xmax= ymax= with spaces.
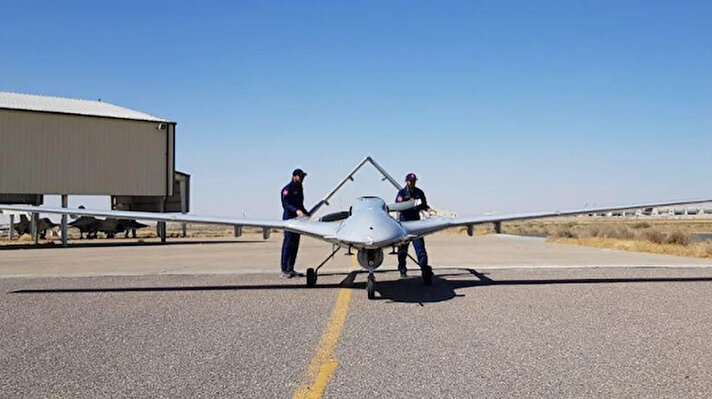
xmin=422 ymin=265 xmax=433 ymax=286
xmin=367 ymin=278 xmax=376 ymax=300
xmin=306 ymin=268 xmax=317 ymax=287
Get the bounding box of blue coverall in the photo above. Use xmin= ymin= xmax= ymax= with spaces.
xmin=281 ymin=181 xmax=308 ymax=272
xmin=395 ymin=186 xmax=430 ymax=273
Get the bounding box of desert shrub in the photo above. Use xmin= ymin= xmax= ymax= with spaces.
xmin=512 ymin=223 xmax=549 ymax=236
xmin=665 ymin=231 xmax=690 ymax=246
xmin=631 ymin=222 xmax=651 ymax=229
xmin=553 ymin=227 xmax=576 ymax=238
xmin=581 ymin=225 xmax=601 ymax=238
xmin=638 ymin=230 xmax=664 ymax=244
xmin=595 ymin=225 xmax=634 ymax=240
xmin=618 ymin=226 xmax=635 ymax=239
xmin=596 ymin=226 xmax=615 ymax=238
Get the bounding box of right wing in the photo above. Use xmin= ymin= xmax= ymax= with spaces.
xmin=0 ymin=204 xmax=340 ymax=242
xmin=401 ymin=197 xmax=712 ymax=237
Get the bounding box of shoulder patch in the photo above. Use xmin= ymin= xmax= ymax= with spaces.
xmin=282 ymin=189 xmax=289 ymax=196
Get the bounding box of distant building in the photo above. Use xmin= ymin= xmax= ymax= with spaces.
xmin=0 ymin=91 xmax=176 ymax=199
xmin=0 ymin=91 xmax=187 ymax=244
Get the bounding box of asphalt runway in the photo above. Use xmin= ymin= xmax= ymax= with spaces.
xmin=1 ymin=234 xmax=712 ymax=398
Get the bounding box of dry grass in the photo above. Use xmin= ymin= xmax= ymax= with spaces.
xmin=482 ymin=217 xmax=712 ymax=259
xmin=503 ymin=218 xmax=712 ymax=236
xmin=515 ymin=217 xmax=712 ymax=258
xmin=551 ymin=237 xmax=712 ymax=259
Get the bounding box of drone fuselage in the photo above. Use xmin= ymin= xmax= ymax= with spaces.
xmin=335 ymin=197 xmax=406 ymax=249
xmin=332 ymin=197 xmax=409 ymax=269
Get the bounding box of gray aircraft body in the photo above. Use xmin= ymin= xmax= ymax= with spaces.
xmin=69 ymin=216 xmax=101 ymax=239
xmin=10 ymin=214 xmax=59 ymax=239
xmin=69 ymin=216 xmax=147 ymax=239
xmin=115 ymin=219 xmax=148 ymax=238
xmin=93 ymin=218 xmax=147 ymax=238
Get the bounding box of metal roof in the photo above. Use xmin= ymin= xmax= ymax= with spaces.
xmin=0 ymin=91 xmax=172 ymax=123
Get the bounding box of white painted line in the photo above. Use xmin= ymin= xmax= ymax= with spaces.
xmin=2 ymin=263 xmax=712 ymax=279
xmin=434 ymin=264 xmax=712 ymax=270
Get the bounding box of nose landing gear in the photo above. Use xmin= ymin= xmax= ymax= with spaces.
xmin=357 ymin=249 xmax=384 ymax=300
xmin=366 ymin=270 xmax=376 ymax=300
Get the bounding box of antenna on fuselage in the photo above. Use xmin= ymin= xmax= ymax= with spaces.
xmin=307 ymin=156 xmax=402 ymax=216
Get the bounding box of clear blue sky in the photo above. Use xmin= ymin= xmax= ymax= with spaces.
xmin=1 ymin=1 xmax=710 ymax=218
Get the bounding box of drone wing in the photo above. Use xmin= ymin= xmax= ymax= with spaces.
xmin=0 ymin=204 xmax=340 ymax=242
xmin=401 ymin=197 xmax=712 ymax=237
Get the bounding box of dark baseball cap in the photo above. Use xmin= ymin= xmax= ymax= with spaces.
xmin=405 ymin=173 xmax=417 ymax=182
xmin=292 ymin=168 xmax=307 ymax=178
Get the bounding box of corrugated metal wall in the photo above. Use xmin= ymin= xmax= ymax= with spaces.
xmin=0 ymin=109 xmax=174 ymax=196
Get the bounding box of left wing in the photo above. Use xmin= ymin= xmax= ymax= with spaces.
xmin=401 ymin=197 xmax=712 ymax=237
xmin=0 ymin=204 xmax=340 ymax=242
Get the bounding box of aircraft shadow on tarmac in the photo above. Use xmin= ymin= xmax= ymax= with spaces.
xmin=0 ymin=240 xmax=265 ymax=250
xmin=11 ymin=268 xmax=712 ymax=304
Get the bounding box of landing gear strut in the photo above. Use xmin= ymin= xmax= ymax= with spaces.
xmin=305 ymin=245 xmax=341 ymax=288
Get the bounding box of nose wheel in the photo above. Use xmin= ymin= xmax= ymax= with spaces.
xmin=366 ymin=272 xmax=376 ymax=300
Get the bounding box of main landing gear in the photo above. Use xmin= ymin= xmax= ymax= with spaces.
xmin=305 ymin=245 xmax=341 ymax=288
xmin=305 ymin=247 xmax=433 ymax=300
xmin=407 ymin=253 xmax=433 ymax=286
xmin=306 ymin=268 xmax=317 ymax=287
xmin=306 ymin=246 xmax=380 ymax=300
xmin=422 ymin=265 xmax=433 ymax=286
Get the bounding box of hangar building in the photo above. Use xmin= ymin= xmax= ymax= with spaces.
xmin=0 ymin=91 xmax=187 ymax=245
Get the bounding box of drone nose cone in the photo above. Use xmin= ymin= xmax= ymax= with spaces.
xmin=336 ymin=214 xmax=405 ymax=248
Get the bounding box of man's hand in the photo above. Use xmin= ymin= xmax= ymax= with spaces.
xmin=296 ymin=210 xmax=305 ymax=217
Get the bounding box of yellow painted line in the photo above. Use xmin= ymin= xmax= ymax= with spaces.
xmin=293 ymin=253 xmax=357 ymax=399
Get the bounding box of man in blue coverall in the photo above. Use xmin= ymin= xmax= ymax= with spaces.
xmin=280 ymin=169 xmax=310 ymax=278
xmin=395 ymin=173 xmax=430 ymax=278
